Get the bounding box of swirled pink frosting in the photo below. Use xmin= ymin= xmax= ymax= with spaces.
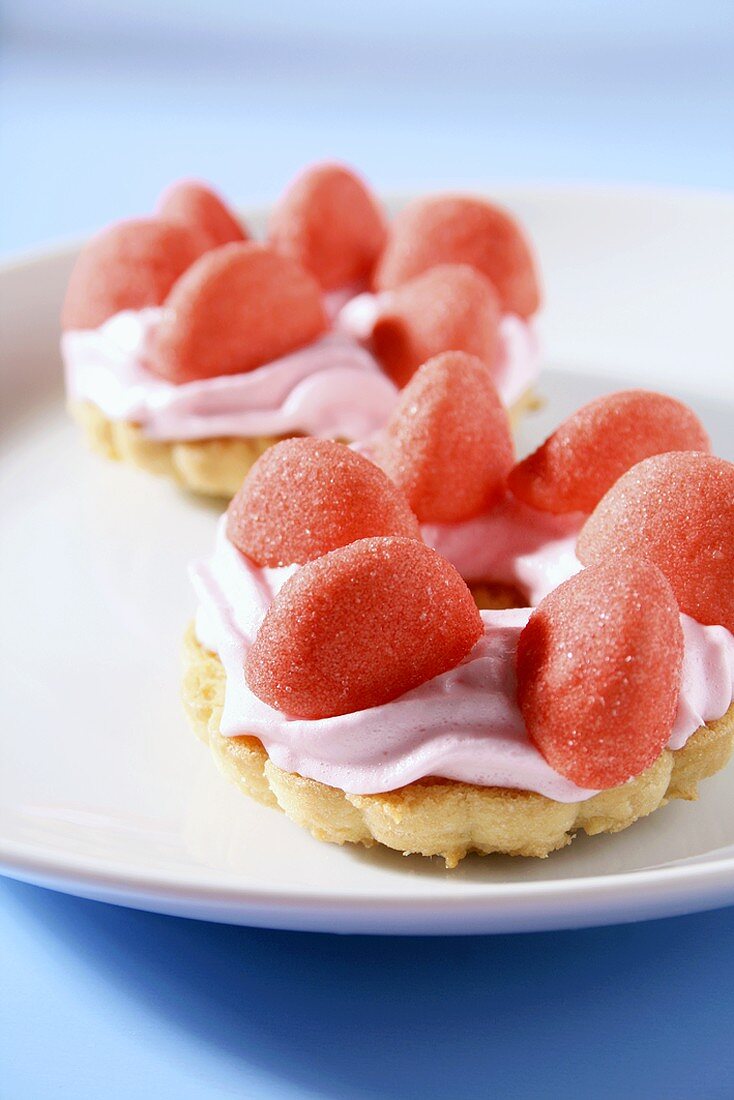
xmin=352 ymin=446 xmax=584 ymax=606
xmin=190 ymin=519 xmax=734 ymax=801
xmin=62 ymin=308 xmax=399 ymax=442
xmin=63 ymin=289 xmax=539 ymax=443
xmin=337 ymin=292 xmax=541 ymax=407
xmin=422 ymin=494 xmax=585 ymax=605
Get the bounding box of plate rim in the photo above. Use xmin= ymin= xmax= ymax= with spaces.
xmin=2 ymin=834 xmax=734 ymax=910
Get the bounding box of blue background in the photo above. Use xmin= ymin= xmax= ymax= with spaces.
xmin=2 ymin=5 xmax=734 ymax=1097
xmin=2 ymin=1 xmax=733 ymax=252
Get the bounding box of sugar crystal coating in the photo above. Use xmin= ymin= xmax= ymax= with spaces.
xmin=246 ymin=536 xmax=484 ymax=718
xmin=146 ymin=242 xmax=327 ymax=384
xmin=377 ymin=351 xmax=515 ymax=523
xmin=577 ymin=452 xmax=734 ymax=632
xmin=61 ymin=218 xmax=206 ymax=331
xmin=157 ymin=180 xmax=248 ymax=250
xmin=509 ymin=390 xmax=710 ymax=514
xmin=227 ymin=438 xmax=421 ymax=566
xmin=517 ymin=557 xmax=683 ymax=789
xmin=268 ymin=163 xmax=387 ymax=290
xmin=373 ymin=195 xmax=541 ymax=317
xmin=372 ymin=264 xmax=502 ymax=388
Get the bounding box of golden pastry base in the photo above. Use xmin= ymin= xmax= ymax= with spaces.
xmin=70 ymin=400 xmax=287 ymax=499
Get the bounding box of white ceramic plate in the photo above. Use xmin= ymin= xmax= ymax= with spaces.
xmin=2 ymin=187 xmax=734 ymax=935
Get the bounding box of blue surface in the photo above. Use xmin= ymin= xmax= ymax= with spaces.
xmin=3 ymin=878 xmax=734 ymax=1099
xmin=3 ymin=6 xmax=734 ymax=1097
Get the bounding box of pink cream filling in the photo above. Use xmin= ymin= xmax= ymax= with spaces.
xmin=62 ymin=308 xmax=398 ymax=443
xmin=190 ymin=518 xmax=734 ymax=802
xmin=422 ymin=494 xmax=585 ymax=605
xmin=63 ymin=296 xmax=539 ymax=443
xmin=352 ymin=445 xmax=583 ymax=606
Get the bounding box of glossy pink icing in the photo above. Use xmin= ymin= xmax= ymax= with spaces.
xmin=62 ymin=308 xmax=399 ymax=442
xmin=336 ymin=292 xmax=541 ymax=407
xmin=190 ymin=518 xmax=734 ymax=801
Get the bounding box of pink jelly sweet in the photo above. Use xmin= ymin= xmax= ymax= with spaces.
xmin=145 ymin=242 xmax=327 ymax=383
xmin=157 ymin=180 xmax=248 ymax=250
xmin=516 ymin=557 xmax=684 ymax=789
xmin=371 ymin=263 xmax=502 ymax=388
xmin=577 ymin=452 xmax=734 ymax=632
xmin=373 ymin=195 xmax=541 ymax=317
xmin=245 ymin=536 xmax=484 ymax=719
xmin=377 ymin=351 xmax=515 ymax=523
xmin=61 ymin=218 xmax=207 ymax=331
xmin=509 ymin=390 xmax=710 ymax=514
xmin=268 ymin=163 xmax=387 ymax=290
xmin=227 ymin=438 xmax=421 ymax=566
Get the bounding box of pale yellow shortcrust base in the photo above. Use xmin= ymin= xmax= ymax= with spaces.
xmin=70 ymin=388 xmax=541 ymax=499
xmin=181 ymin=626 xmax=734 ymax=867
xmin=70 ymin=401 xmax=287 ymax=498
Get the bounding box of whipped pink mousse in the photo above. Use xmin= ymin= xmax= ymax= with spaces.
xmin=64 ymin=289 xmax=539 ymax=443
xmin=337 ymin=291 xmax=540 ymax=408
xmin=63 ymin=307 xmax=399 ymax=443
xmin=354 ymin=438 xmax=582 ymax=606
xmin=422 ymin=493 xmax=585 ymax=605
xmin=190 ymin=518 xmax=734 ymax=802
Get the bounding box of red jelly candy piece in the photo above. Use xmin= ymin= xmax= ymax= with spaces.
xmin=146 ymin=242 xmax=327 ymax=384
xmin=577 ymin=452 xmax=734 ymax=632
xmin=246 ymin=536 xmax=484 ymax=718
xmin=517 ymin=557 xmax=683 ymax=789
xmin=371 ymin=263 xmax=502 ymax=388
xmin=268 ymin=162 xmax=387 ymax=290
xmin=227 ymin=437 xmax=421 ymax=566
xmin=61 ymin=218 xmax=206 ymax=331
xmin=373 ymin=195 xmax=541 ymax=318
xmin=509 ymin=390 xmax=710 ymax=515
xmin=377 ymin=351 xmax=514 ymax=523
xmin=157 ymin=179 xmax=248 ymax=250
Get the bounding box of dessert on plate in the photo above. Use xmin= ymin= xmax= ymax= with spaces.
xmin=62 ymin=164 xmax=543 ymax=496
xmin=184 ymin=377 xmax=734 ymax=865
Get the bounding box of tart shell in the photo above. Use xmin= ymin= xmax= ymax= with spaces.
xmin=70 ymin=400 xmax=288 ymax=498
xmin=182 ymin=625 xmax=734 ymax=867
